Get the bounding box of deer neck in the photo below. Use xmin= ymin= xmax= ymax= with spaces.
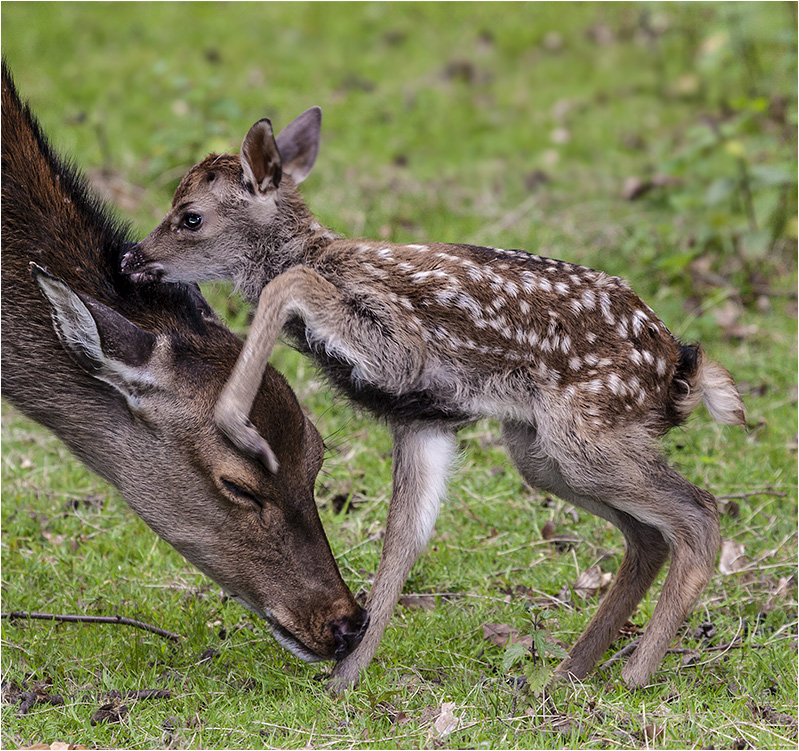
xmin=233 ymin=194 xmax=336 ymax=304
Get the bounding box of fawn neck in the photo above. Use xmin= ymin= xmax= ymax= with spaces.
xmin=236 ymin=190 xmax=334 ymax=302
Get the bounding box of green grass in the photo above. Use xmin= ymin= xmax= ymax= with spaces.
xmin=2 ymin=2 xmax=797 ymax=748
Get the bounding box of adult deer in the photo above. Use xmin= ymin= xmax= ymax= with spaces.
xmin=1 ymin=65 xmax=367 ymax=663
xmin=124 ymin=109 xmax=745 ymax=690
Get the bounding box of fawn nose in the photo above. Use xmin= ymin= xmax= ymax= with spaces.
xmin=331 ymin=607 xmax=369 ymax=660
xmin=120 ymin=244 xmax=165 ymax=282
xmin=119 ymin=243 xmax=141 ymax=273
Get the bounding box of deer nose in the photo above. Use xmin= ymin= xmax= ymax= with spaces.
xmin=119 ymin=243 xmax=141 ymax=273
xmin=331 ymin=607 xmax=369 ymax=660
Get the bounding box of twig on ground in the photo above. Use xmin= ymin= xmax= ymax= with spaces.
xmin=1 ymin=610 xmax=182 ymax=643
xmin=717 ymin=489 xmax=787 ymax=500
xmin=599 ymin=639 xmax=640 ymax=670
xmin=600 ymin=631 xmax=780 ymax=673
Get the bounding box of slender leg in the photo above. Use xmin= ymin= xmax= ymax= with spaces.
xmin=500 ymin=419 xmax=718 ymax=686
xmin=215 ymin=268 xmax=317 ymax=471
xmin=215 ymin=265 xmax=424 ymax=471
xmin=559 ymin=515 xmax=669 ymax=680
xmin=620 ymin=467 xmax=720 ymax=687
xmin=328 ymin=423 xmax=458 ymax=692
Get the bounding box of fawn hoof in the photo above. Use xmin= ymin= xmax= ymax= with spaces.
xmin=327 ymin=653 xmax=366 ymax=695
xmin=217 ymin=410 xmax=279 ymax=473
xmin=326 ymin=670 xmax=360 ymax=696
xmin=620 ymin=662 xmax=654 ymax=689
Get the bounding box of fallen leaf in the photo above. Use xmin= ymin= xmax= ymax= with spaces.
xmin=719 ymin=539 xmax=748 ymax=575
xmin=541 ymin=519 xmax=556 ymax=539
xmin=622 ymin=176 xmax=652 ymax=201
xmin=748 ymin=701 xmax=798 ymax=729
xmin=764 ymin=576 xmax=794 ymax=612
xmin=550 ymin=127 xmax=570 ymax=145
xmin=482 ymin=622 xmax=532 ymax=649
xmin=573 ymin=565 xmax=613 ymax=599
xmin=432 ymin=702 xmax=460 ymax=738
xmin=633 ymin=723 xmax=665 ymax=743
xmin=483 ymin=622 xmax=516 ymax=647
xmin=398 ymin=594 xmax=437 ymax=610
xmin=542 ymin=31 xmax=564 ymax=53
xmin=586 ymin=23 xmax=615 ymax=45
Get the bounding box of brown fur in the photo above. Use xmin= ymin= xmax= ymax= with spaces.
xmin=1 ymin=66 xmax=366 ymax=663
xmin=126 ymin=109 xmax=746 ymax=690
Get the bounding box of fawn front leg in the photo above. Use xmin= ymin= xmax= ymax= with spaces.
xmin=215 ymin=267 xmax=333 ymax=471
xmin=217 ymin=265 xmax=425 ymax=471
xmin=328 ymin=423 xmax=458 ymax=693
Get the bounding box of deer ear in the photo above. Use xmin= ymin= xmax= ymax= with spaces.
xmin=240 ymin=118 xmax=282 ymax=194
xmin=275 ymin=106 xmax=321 ymax=185
xmin=31 ymin=263 xmax=157 ymax=408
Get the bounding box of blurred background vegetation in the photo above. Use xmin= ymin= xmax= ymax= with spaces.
xmin=3 ymin=1 xmax=796 ymax=315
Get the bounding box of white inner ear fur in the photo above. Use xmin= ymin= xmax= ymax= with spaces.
xmin=37 ymin=275 xmax=106 ymax=367
xmin=37 ymin=274 xmax=157 ymax=411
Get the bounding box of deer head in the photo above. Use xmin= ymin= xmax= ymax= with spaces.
xmin=124 ymin=107 xmax=323 ymax=295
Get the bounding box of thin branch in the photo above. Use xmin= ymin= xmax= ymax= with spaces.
xmin=599 ymin=633 xmax=780 ymax=672
xmin=599 ymin=639 xmax=640 ymax=670
xmin=1 ymin=610 xmax=182 ymax=643
xmin=717 ymin=489 xmax=787 ymax=500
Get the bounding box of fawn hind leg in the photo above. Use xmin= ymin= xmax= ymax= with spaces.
xmin=618 ymin=461 xmax=720 ymax=687
xmin=501 ymin=419 xmax=719 ymax=686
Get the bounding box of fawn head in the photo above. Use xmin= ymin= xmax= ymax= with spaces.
xmin=124 ymin=107 xmax=322 ymax=285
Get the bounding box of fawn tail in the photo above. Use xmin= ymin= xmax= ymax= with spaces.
xmin=673 ymin=344 xmax=746 ymax=427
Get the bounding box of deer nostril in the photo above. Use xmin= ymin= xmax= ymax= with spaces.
xmin=331 ymin=608 xmax=370 ymax=660
xmin=120 ymin=244 xmax=142 ymax=273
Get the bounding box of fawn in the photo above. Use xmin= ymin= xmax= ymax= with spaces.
xmin=123 ymin=107 xmax=746 ymax=691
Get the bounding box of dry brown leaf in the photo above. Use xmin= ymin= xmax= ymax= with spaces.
xmin=634 ymin=723 xmax=665 ymax=743
xmin=481 ymin=622 xmax=533 ymax=648
xmin=573 ymin=565 xmax=613 ymax=599
xmin=398 ymin=594 xmax=436 ymax=610
xmin=541 ymin=519 xmax=556 ymax=539
xmin=764 ymin=576 xmax=794 ymax=612
xmin=622 ymin=176 xmax=653 ymax=201
xmin=483 ymin=622 xmax=516 ymax=647
xmin=432 ymin=701 xmax=460 ymax=738
xmin=719 ymin=539 xmax=748 ymax=575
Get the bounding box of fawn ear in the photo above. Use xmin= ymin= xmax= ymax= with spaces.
xmin=276 ymin=106 xmax=321 ymax=185
xmin=241 ymin=118 xmax=282 ymax=194
xmin=31 ymin=263 xmax=157 ymax=408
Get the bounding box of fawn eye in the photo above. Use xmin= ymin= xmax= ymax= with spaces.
xmin=181 ymin=212 xmax=203 ymax=230
xmin=220 ymin=478 xmax=262 ymax=508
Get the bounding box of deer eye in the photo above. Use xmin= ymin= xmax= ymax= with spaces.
xmin=181 ymin=212 xmax=203 ymax=230
xmin=220 ymin=478 xmax=262 ymax=508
